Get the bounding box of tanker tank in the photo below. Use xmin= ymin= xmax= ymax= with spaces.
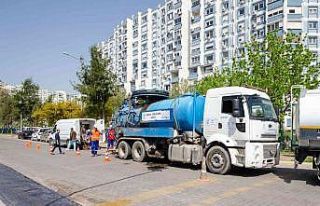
xmin=298 ymin=89 xmax=320 ymax=149
xmin=142 ymin=93 xmax=205 ymax=134
xmin=299 ymin=89 xmax=320 ymax=128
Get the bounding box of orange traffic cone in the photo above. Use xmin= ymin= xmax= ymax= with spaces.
xmin=36 ymin=143 xmax=41 ymax=151
xmin=27 ymin=141 xmax=32 ymax=149
xmin=104 ymin=153 xmax=111 ymax=163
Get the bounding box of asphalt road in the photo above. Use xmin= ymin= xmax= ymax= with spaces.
xmin=0 ymin=134 xmax=320 ymax=206
xmin=0 ymin=163 xmax=79 ymax=206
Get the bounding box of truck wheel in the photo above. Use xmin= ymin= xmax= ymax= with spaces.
xmin=118 ymin=141 xmax=131 ymax=159
xmin=132 ymin=141 xmax=146 ymax=162
xmin=206 ymin=146 xmax=231 ymax=175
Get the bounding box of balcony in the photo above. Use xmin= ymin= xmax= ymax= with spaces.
xmin=268 ymin=14 xmax=284 ymax=23
xmin=188 ymin=72 xmax=198 ymax=80
xmin=171 ymin=76 xmax=179 ymax=83
xmin=267 ymin=0 xmax=283 ymax=11
xmin=287 ymin=14 xmax=302 ymax=21
xmin=191 ymin=16 xmax=201 ymax=24
xmin=174 ymin=1 xmax=182 ymax=9
xmin=175 ymin=23 xmax=182 ymax=30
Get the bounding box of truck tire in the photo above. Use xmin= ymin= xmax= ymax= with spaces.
xmin=132 ymin=141 xmax=146 ymax=162
xmin=206 ymin=146 xmax=231 ymax=175
xmin=118 ymin=141 xmax=131 ymax=159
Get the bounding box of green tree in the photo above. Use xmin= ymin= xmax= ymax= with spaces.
xmin=170 ymin=79 xmax=194 ymax=97
xmin=32 ymin=101 xmax=83 ymax=126
xmin=13 ymin=78 xmax=40 ymax=124
xmin=75 ymin=46 xmax=117 ymax=119
xmin=105 ymin=88 xmax=126 ymax=121
xmin=196 ymin=32 xmax=320 ymax=115
xmin=0 ymin=88 xmax=16 ymax=127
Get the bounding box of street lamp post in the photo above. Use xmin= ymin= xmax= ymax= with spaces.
xmin=62 ymin=52 xmax=85 ymax=69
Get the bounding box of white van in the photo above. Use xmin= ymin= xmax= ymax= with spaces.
xmin=51 ymin=118 xmax=104 ymax=148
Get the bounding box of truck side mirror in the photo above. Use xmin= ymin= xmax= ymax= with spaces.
xmin=232 ymin=99 xmax=241 ymax=117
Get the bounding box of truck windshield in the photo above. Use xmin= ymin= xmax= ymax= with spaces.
xmin=247 ymin=96 xmax=278 ymax=122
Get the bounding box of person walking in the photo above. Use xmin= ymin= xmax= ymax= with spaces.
xmin=50 ymin=129 xmax=63 ymax=155
xmin=90 ymin=126 xmax=100 ymax=157
xmin=67 ymin=128 xmax=77 ymax=151
xmin=107 ymin=125 xmax=116 ymax=151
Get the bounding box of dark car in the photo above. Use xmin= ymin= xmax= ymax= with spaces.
xmin=17 ymin=127 xmax=39 ymax=140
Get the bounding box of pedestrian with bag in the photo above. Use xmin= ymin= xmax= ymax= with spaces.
xmin=50 ymin=129 xmax=63 ymax=155
xmin=67 ymin=128 xmax=77 ymax=151
xmin=90 ymin=126 xmax=101 ymax=157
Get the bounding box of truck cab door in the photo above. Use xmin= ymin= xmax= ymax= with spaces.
xmin=220 ymin=96 xmax=248 ymax=144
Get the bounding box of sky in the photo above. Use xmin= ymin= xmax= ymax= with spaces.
xmin=0 ymin=0 xmax=162 ymax=93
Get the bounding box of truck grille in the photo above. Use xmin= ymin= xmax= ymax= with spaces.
xmin=263 ymin=144 xmax=277 ymax=159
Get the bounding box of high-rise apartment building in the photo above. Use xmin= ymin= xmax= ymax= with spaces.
xmin=267 ymin=0 xmax=320 ymax=57
xmin=99 ymin=0 xmax=320 ymax=94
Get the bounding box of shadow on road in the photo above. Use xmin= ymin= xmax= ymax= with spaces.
xmin=272 ymin=167 xmax=319 ymax=186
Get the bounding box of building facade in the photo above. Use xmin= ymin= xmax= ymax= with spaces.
xmin=99 ymin=0 xmax=320 ymax=94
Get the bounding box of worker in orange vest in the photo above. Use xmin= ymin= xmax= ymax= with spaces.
xmin=90 ymin=126 xmax=101 ymax=157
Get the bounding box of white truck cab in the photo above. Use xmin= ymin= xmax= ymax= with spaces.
xmin=204 ymin=87 xmax=280 ymax=173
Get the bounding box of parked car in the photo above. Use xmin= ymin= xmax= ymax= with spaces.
xmin=31 ymin=128 xmax=51 ymax=141
xmin=18 ymin=127 xmax=40 ymax=140
xmin=40 ymin=129 xmax=53 ymax=142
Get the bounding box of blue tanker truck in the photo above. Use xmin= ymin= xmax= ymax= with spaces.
xmin=112 ymin=87 xmax=280 ymax=174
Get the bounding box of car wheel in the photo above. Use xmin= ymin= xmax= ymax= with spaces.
xmin=132 ymin=141 xmax=146 ymax=162
xmin=206 ymin=146 xmax=231 ymax=175
xmin=118 ymin=141 xmax=131 ymax=159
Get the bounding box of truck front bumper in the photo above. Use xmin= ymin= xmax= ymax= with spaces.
xmin=245 ymin=142 xmax=280 ymax=168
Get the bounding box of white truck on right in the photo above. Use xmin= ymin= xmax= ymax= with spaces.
xmin=291 ymin=87 xmax=320 ymax=179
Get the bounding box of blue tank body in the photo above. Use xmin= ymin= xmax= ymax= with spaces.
xmin=144 ymin=94 xmax=205 ymax=134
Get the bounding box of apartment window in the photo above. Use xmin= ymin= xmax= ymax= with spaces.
xmin=192 ymin=0 xmax=200 ymax=7
xmin=308 ymin=21 xmax=318 ymax=29
xmin=167 ymin=13 xmax=174 ymax=20
xmin=167 ymin=2 xmax=173 ymax=10
xmin=205 ymin=30 xmax=214 ymax=40
xmin=205 ymin=19 xmax=214 ymax=28
xmin=152 ymin=41 xmax=157 ymax=48
xmin=133 ymin=30 xmax=138 ymax=38
xmin=142 ymin=62 xmax=147 ymax=69
xmin=192 ymin=56 xmax=200 ymax=64
xmin=257 ymin=15 xmax=265 ymax=24
xmin=308 ymin=36 xmax=318 ymax=45
xmin=141 ymin=34 xmax=147 ymax=41
xmin=258 ymin=29 xmax=265 ymax=38
xmin=267 ymin=22 xmax=280 ymax=32
xmin=192 ymin=48 xmax=200 ymax=55
xmin=167 ymin=43 xmax=174 ymax=51
xmin=142 ymin=16 xmax=148 ymax=24
xmin=206 ymin=6 xmax=214 ymax=15
xmin=254 ymin=1 xmax=264 ymax=11
xmin=309 ymin=7 xmax=318 ymax=17
xmin=175 ymin=17 xmax=181 ymax=25
xmin=238 ymin=8 xmax=245 ymax=16
xmin=141 ymin=25 xmax=147 ymax=33
xmin=289 ymin=9 xmax=295 ymax=14
xmin=141 ymin=43 xmax=147 ymax=52
xmin=192 ymin=32 xmax=200 ymax=41
xmin=238 ymin=22 xmax=245 ymax=32
xmin=205 ymin=54 xmax=214 ymax=64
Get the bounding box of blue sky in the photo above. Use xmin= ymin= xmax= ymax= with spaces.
xmin=0 ymin=0 xmax=162 ymax=93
